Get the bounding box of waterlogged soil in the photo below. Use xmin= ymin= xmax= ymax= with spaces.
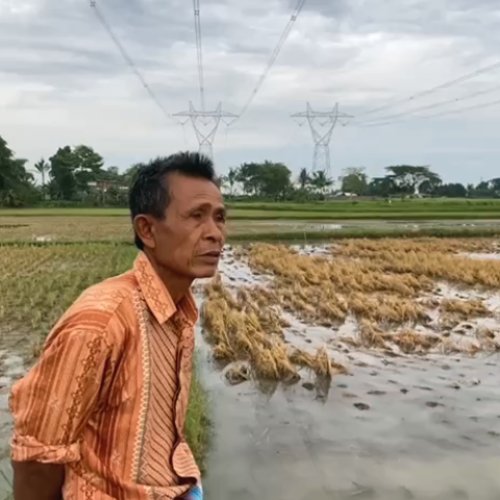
xmin=0 ymin=346 xmax=25 ymax=497
xmin=196 ymin=246 xmax=500 ymax=500
xmin=197 ymin=337 xmax=500 ymax=500
xmin=0 ymin=245 xmax=498 ymax=499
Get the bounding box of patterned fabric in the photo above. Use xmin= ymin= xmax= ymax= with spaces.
xmin=10 ymin=252 xmax=200 ymax=500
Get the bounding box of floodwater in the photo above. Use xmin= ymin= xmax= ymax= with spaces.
xmin=0 ymin=246 xmax=498 ymax=500
xmin=0 ymin=349 xmax=24 ymax=497
xmin=197 ymin=247 xmax=500 ymax=500
xmin=197 ymin=329 xmax=500 ymax=500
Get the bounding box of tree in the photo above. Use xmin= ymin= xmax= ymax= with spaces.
xmin=434 ymin=183 xmax=467 ymax=198
xmin=310 ymin=170 xmax=333 ymax=195
xmin=0 ymin=135 xmax=37 ymax=206
xmin=236 ymin=161 xmax=292 ymax=200
xmin=385 ymin=165 xmax=441 ymax=196
xmin=73 ymin=145 xmax=105 ymax=195
xmin=123 ymin=164 xmax=142 ymax=187
xmin=226 ymin=167 xmax=238 ymax=196
xmin=49 ymin=146 xmax=78 ymax=200
xmin=367 ymin=176 xmax=396 ymax=197
xmin=341 ymin=167 xmax=368 ymax=195
xmin=105 ymin=166 xmax=120 ymax=180
xmin=488 ymin=178 xmax=500 ymax=198
xmin=471 ymin=181 xmax=491 ymax=198
xmin=34 ymin=158 xmax=50 ymax=188
xmin=298 ymin=168 xmax=310 ymax=190
xmin=48 ymin=145 xmax=105 ymax=200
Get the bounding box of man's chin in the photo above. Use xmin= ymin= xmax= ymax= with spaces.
xmin=192 ymin=264 xmax=220 ymax=279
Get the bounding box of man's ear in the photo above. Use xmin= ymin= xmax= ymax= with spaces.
xmin=133 ymin=215 xmax=156 ymax=249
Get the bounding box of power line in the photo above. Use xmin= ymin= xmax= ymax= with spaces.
xmin=355 ymin=84 xmax=500 ymax=126
xmin=357 ymin=96 xmax=500 ymax=128
xmin=89 ymin=0 xmax=171 ymax=122
xmin=232 ymin=0 xmax=307 ymax=123
xmin=193 ymin=0 xmax=206 ymax=111
xmin=356 ymin=59 xmax=500 ymax=119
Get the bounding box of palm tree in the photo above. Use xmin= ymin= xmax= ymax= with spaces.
xmin=34 ymin=158 xmax=50 ymax=188
xmin=227 ymin=167 xmax=238 ymax=196
xmin=298 ymin=168 xmax=310 ymax=190
xmin=311 ymin=170 xmax=333 ymax=195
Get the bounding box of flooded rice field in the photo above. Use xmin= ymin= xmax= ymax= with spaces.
xmin=0 ymin=238 xmax=498 ymax=499
xmin=196 ymin=242 xmax=500 ymax=500
xmin=198 ymin=338 xmax=500 ymax=500
xmin=1 ymin=216 xmax=500 ymax=243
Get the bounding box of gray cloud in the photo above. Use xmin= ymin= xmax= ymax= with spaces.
xmin=0 ymin=0 xmax=500 ymax=183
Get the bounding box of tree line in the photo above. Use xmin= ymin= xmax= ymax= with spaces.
xmin=1 ymin=134 xmax=499 ymax=207
xmin=221 ymin=163 xmax=500 ymax=201
xmin=0 ymin=135 xmax=137 ymax=207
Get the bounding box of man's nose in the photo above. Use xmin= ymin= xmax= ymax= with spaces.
xmin=204 ymin=217 xmax=224 ymax=242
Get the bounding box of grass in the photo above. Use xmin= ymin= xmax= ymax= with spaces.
xmin=2 ymin=198 xmax=500 ymax=221
xmin=229 ymin=226 xmax=500 ymax=242
xmin=227 ymin=198 xmax=500 ymax=213
xmin=4 ymin=218 xmax=500 ymax=247
xmin=0 ymin=243 xmax=211 ymax=469
xmin=185 ymin=362 xmax=211 ymax=474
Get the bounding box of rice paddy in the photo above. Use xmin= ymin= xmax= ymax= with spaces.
xmin=199 ymin=238 xmax=500 ymax=385
xmin=0 ymin=212 xmax=499 ymax=498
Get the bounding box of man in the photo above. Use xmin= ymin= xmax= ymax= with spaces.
xmin=10 ymin=152 xmax=226 ymax=499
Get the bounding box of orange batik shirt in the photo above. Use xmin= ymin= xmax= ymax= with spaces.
xmin=10 ymin=252 xmax=201 ymax=500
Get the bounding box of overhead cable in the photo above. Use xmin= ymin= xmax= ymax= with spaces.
xmin=89 ymin=0 xmax=171 ymax=121
xmin=355 ymin=84 xmax=500 ymax=125
xmin=193 ymin=0 xmax=206 ymax=111
xmin=356 ymin=59 xmax=500 ymax=119
xmin=232 ymin=0 xmax=307 ymax=123
xmin=357 ymin=96 xmax=500 ymax=128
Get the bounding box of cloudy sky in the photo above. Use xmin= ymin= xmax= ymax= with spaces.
xmin=1 ymin=0 xmax=500 ymax=184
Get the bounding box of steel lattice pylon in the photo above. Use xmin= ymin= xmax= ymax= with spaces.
xmin=174 ymin=102 xmax=237 ymax=160
xmin=292 ymin=102 xmax=352 ymax=174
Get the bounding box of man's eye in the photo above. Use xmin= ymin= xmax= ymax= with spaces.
xmin=191 ymin=212 xmax=203 ymax=220
xmin=217 ymin=213 xmax=226 ymax=223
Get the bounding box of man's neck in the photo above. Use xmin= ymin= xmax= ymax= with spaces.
xmin=144 ymin=252 xmax=192 ymax=305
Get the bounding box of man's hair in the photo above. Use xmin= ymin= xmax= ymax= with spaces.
xmin=129 ymin=152 xmax=217 ymax=250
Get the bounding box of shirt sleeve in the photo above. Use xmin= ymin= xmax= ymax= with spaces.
xmin=10 ymin=326 xmax=112 ymax=464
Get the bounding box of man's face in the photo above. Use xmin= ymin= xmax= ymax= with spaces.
xmin=150 ymin=173 xmax=226 ymax=279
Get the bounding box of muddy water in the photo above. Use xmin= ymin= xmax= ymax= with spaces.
xmin=197 ymin=330 xmax=500 ymax=500
xmin=1 ymin=337 xmax=497 ymax=500
xmin=0 ymin=349 xmax=24 ymax=497
xmin=197 ymin=249 xmax=500 ymax=500
xmin=0 ymin=243 xmax=498 ymax=500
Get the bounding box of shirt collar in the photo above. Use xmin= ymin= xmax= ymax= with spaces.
xmin=133 ymin=252 xmax=198 ymax=327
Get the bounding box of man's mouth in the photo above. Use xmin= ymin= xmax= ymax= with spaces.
xmin=199 ymin=250 xmax=222 ymax=260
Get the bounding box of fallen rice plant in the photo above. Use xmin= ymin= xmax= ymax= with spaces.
xmin=333 ymin=238 xmax=498 ymax=257
xmin=238 ymin=239 xmax=500 ymax=358
xmin=202 ymin=277 xmax=347 ymax=382
xmin=389 ymin=330 xmax=441 ymax=354
xmin=440 ymin=299 xmax=490 ymax=319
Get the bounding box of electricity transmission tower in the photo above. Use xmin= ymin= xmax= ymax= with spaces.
xmin=174 ymin=0 xmax=238 ymax=159
xmin=174 ymin=102 xmax=237 ymax=159
xmin=292 ymin=103 xmax=351 ymax=174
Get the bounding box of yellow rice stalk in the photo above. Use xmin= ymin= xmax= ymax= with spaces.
xmin=388 ymin=330 xmax=441 ymax=354
xmin=441 ymin=299 xmax=490 ymax=318
xmin=358 ymin=320 xmax=387 ymax=349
